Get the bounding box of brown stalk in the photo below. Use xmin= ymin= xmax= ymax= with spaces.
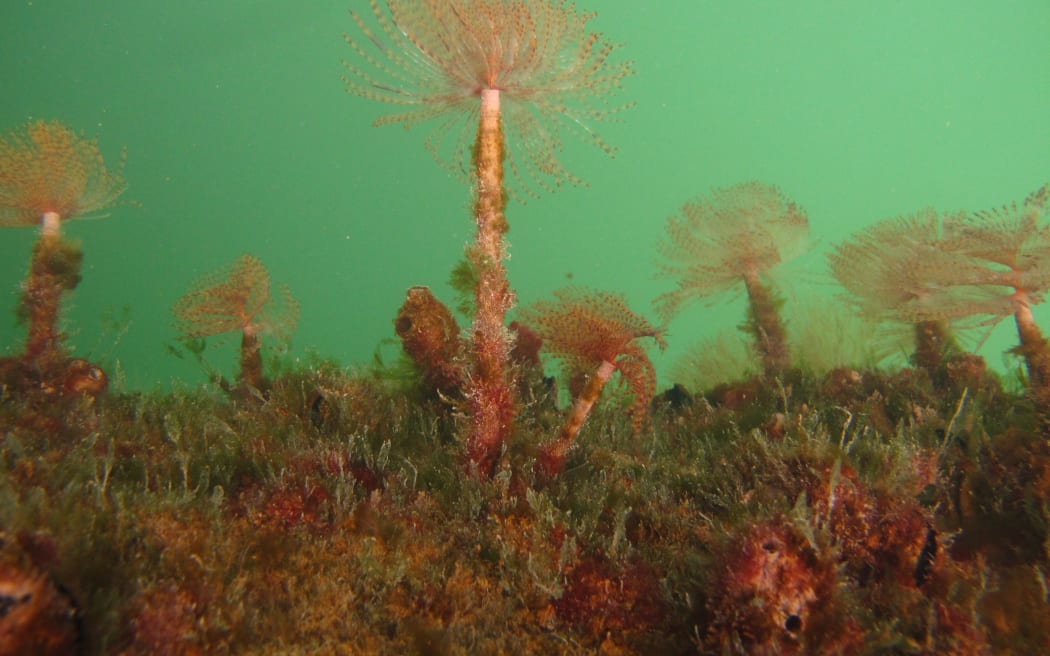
xmin=0 ymin=119 xmax=127 ymax=374
xmin=656 ymin=182 xmax=808 ymax=379
xmin=343 ymin=0 xmax=633 ymax=476
xmin=518 ymin=288 xmax=665 ymax=479
xmin=173 ymin=254 xmax=299 ymax=394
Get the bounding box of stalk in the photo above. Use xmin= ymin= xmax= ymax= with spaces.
xmin=536 ymin=359 xmax=617 ymax=480
xmin=465 ymin=88 xmax=515 ymax=476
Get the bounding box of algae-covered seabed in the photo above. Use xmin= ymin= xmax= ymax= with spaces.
xmin=2 ymin=1 xmax=1050 ymax=654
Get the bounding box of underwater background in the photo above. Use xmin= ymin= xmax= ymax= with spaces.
xmin=1 ymin=0 xmax=1048 ymax=392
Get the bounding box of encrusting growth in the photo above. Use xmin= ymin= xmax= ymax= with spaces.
xmin=343 ymin=0 xmax=634 ymax=476
xmin=656 ymin=182 xmax=808 ymax=379
xmin=0 ymin=119 xmax=127 ymax=378
xmin=173 ymin=254 xmax=299 ymax=395
xmin=394 ymin=286 xmax=465 ymax=397
xmin=518 ymin=287 xmax=665 ymax=479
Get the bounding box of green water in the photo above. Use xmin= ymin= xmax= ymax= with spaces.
xmin=1 ymin=1 xmax=1048 ymax=392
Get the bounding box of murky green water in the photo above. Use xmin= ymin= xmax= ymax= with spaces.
xmin=1 ymin=1 xmax=1048 ymax=391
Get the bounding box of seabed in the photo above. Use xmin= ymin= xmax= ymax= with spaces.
xmin=2 ymin=344 xmax=1049 ymax=654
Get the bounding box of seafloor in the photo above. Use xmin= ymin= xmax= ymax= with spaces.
xmin=2 ymin=339 xmax=1049 ymax=655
